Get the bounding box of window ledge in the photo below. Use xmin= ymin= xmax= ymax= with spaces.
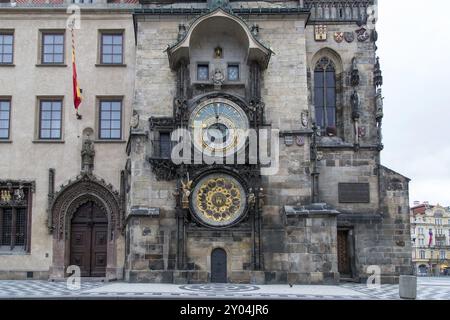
xmin=0 ymin=64 xmax=15 ymax=67
xmin=0 ymin=251 xmax=29 ymax=256
xmin=33 ymin=140 xmax=65 ymax=144
xmin=94 ymin=139 xmax=126 ymax=144
xmin=95 ymin=63 xmax=127 ymax=67
xmin=35 ymin=64 xmax=67 ymax=67
xmin=0 ymin=140 xmax=12 ymax=143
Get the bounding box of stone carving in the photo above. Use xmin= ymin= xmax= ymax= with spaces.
xmin=212 ymin=68 xmax=225 ymax=88
xmin=148 ymin=159 xmax=178 ymax=181
xmin=296 ymin=136 xmax=305 ymax=147
xmin=207 ymin=0 xmax=232 ymax=11
xmin=358 ymin=126 xmax=366 ymax=138
xmin=130 ymin=110 xmax=139 ymax=129
xmin=374 ymin=57 xmax=383 ymax=87
xmin=388 ymin=179 xmax=404 ymax=191
xmin=301 ymin=111 xmax=309 ymax=128
xmin=334 ymin=32 xmax=344 ymax=43
xmin=351 ymin=90 xmax=361 ymax=147
xmin=344 ymin=32 xmax=355 ymax=43
xmin=178 ymin=24 xmax=187 ymax=41
xmin=375 ymin=88 xmax=384 ymax=148
xmin=356 ymin=27 xmax=369 ymax=42
xmin=375 ymin=88 xmax=384 ymax=122
xmin=81 ymin=137 xmax=95 ymax=173
xmin=350 ymin=90 xmax=361 ymax=120
xmin=371 ymin=29 xmax=378 ymax=42
xmin=14 ymin=185 xmax=25 ymax=201
xmin=350 ymin=57 xmax=360 ymax=87
xmin=251 ymin=24 xmax=259 ymax=38
xmin=314 ymin=25 xmax=327 ymax=41
xmin=181 ymin=178 xmax=193 ymax=209
xmin=0 ymin=189 xmax=11 ymax=202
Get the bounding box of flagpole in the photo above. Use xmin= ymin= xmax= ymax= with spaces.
xmin=70 ymin=21 xmax=82 ymax=120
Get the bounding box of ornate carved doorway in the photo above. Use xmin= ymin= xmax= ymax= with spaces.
xmin=70 ymin=202 xmax=107 ymax=277
xmin=211 ymin=248 xmax=227 ymax=283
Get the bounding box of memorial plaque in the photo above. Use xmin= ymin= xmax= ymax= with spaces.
xmin=338 ymin=183 xmax=370 ymax=203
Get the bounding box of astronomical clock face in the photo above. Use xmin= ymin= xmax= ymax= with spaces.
xmin=189 ymin=98 xmax=249 ymax=157
xmin=191 ymin=173 xmax=247 ymax=228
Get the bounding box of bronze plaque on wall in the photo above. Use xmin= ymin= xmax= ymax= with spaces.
xmin=338 ymin=183 xmax=370 ymax=203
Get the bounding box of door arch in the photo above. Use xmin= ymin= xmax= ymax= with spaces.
xmin=70 ymin=201 xmax=108 ymax=277
xmin=49 ymin=173 xmax=122 ymax=280
xmin=211 ymin=248 xmax=227 ymax=283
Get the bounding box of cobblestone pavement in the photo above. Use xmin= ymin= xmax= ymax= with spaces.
xmin=0 ymin=277 xmax=448 ymax=300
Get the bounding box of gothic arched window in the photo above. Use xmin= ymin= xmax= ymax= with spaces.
xmin=314 ymin=57 xmax=336 ymax=132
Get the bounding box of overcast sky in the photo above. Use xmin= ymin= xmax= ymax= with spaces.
xmin=377 ymin=0 xmax=450 ymax=207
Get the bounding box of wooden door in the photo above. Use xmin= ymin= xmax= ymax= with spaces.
xmin=337 ymin=230 xmax=351 ymax=276
xmin=211 ymin=248 xmax=227 ymax=283
xmin=70 ymin=202 xmax=107 ymax=277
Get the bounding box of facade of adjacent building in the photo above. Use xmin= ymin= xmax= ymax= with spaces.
xmin=411 ymin=203 xmax=450 ymax=276
xmin=0 ymin=0 xmax=412 ymax=284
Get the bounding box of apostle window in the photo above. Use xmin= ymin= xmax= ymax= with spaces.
xmin=314 ymin=57 xmax=336 ymax=133
xmin=0 ymin=183 xmax=32 ymax=253
xmin=0 ymin=32 xmax=14 ymax=65
xmin=197 ymin=64 xmax=209 ymax=81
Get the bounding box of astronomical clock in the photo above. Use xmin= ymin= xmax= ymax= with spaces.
xmin=185 ymin=97 xmax=256 ymax=229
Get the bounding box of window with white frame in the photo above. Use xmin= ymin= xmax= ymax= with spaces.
xmin=420 ymin=250 xmax=426 ymax=259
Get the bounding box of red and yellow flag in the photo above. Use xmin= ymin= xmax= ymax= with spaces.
xmin=71 ymin=28 xmax=82 ymax=111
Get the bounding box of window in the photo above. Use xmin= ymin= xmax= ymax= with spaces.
xmin=419 ymin=228 xmax=424 ymax=235
xmin=0 ymin=185 xmax=30 ymax=252
xmin=436 ymin=218 xmax=442 ymax=225
xmin=99 ymin=100 xmax=122 ymax=139
xmin=39 ymin=99 xmax=62 ymax=140
xmin=0 ymin=99 xmax=10 ymax=139
xmin=419 ymin=238 xmax=425 ymax=246
xmin=41 ymin=32 xmax=65 ymax=64
xmin=197 ymin=64 xmax=209 ymax=81
xmin=314 ymin=57 xmax=336 ymax=132
xmin=159 ymin=132 xmax=172 ymax=159
xmin=440 ymin=251 xmax=446 ymax=260
xmin=72 ymin=0 xmax=93 ymax=3
xmin=420 ymin=250 xmax=425 ymax=259
xmin=227 ymin=64 xmax=239 ymax=81
xmin=100 ymin=32 xmax=123 ymax=64
xmin=0 ymin=32 xmax=14 ymax=64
